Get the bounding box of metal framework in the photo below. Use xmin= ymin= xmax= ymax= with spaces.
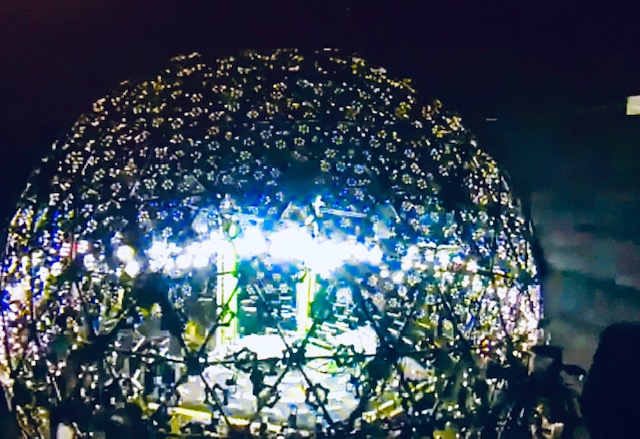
xmin=0 ymin=50 xmax=541 ymax=437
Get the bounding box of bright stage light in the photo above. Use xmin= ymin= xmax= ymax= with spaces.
xmin=116 ymin=245 xmax=136 ymax=263
xmin=233 ymin=226 xmax=268 ymax=257
xmin=124 ymin=259 xmax=141 ymax=277
xmin=268 ymin=225 xmax=313 ymax=261
xmin=175 ymin=253 xmax=193 ymax=270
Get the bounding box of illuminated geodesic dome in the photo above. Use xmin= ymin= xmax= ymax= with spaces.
xmin=0 ymin=50 xmax=541 ymax=437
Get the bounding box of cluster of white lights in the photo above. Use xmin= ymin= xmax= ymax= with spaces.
xmin=265 ymin=225 xmax=383 ymax=274
xmin=115 ymin=245 xmax=142 ymax=277
xmin=132 ymin=224 xmax=385 ymax=277
xmin=109 ymin=224 xmax=478 ymax=283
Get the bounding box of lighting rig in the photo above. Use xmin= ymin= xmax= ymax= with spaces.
xmin=0 ymin=50 xmax=542 ymax=437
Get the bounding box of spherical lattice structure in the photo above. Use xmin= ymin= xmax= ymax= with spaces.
xmin=1 ymin=50 xmax=541 ymax=438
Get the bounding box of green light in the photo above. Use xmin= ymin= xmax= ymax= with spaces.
xmin=216 ymin=237 xmax=239 ymax=345
xmin=296 ymin=270 xmax=316 ymax=338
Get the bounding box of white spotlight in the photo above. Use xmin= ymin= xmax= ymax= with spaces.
xmin=176 ymin=253 xmax=193 ymax=270
xmin=269 ymin=226 xmax=313 ymax=261
xmin=116 ymin=245 xmax=135 ymax=263
xmin=124 ymin=260 xmax=141 ymax=277
xmin=234 ymin=226 xmax=268 ymax=258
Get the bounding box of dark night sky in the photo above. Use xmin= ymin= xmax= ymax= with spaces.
xmin=1 ymin=1 xmax=639 ymax=366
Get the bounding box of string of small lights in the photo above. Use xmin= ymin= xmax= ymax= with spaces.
xmin=1 ymin=50 xmax=542 ymax=438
